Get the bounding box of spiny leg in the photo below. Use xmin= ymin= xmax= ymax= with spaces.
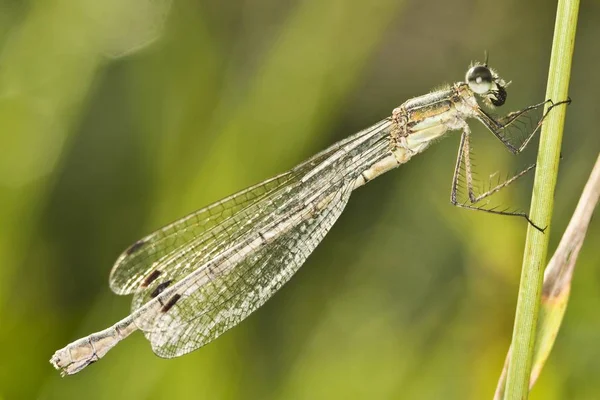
xmin=477 ymin=98 xmax=571 ymax=154
xmin=450 ymin=126 xmax=544 ymax=232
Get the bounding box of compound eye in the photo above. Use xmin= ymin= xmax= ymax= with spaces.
xmin=466 ymin=65 xmax=493 ymax=94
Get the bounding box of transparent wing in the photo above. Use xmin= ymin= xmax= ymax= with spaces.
xmin=128 ymin=173 xmax=308 ymax=312
xmin=109 ymin=119 xmax=391 ymax=296
xmin=109 ymin=171 xmax=297 ymax=295
xmin=142 ymin=181 xmax=353 ymax=357
xmin=109 ymin=118 xmax=391 ymax=358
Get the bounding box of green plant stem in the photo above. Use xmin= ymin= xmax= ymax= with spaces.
xmin=503 ymin=0 xmax=579 ymax=399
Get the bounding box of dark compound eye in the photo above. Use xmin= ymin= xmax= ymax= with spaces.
xmin=466 ymin=65 xmax=493 ymax=94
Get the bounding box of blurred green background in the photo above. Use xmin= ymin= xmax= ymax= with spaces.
xmin=0 ymin=0 xmax=599 ymax=399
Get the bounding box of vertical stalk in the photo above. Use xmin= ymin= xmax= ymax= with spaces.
xmin=504 ymin=0 xmax=579 ymax=398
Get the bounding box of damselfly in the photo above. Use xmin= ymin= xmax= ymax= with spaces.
xmin=50 ymin=59 xmax=569 ymax=376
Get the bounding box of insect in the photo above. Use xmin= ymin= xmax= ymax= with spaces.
xmin=50 ymin=59 xmax=569 ymax=376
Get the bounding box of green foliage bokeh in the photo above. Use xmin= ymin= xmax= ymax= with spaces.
xmin=0 ymin=0 xmax=598 ymax=399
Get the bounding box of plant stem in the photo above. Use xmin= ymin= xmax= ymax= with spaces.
xmin=503 ymin=0 xmax=580 ymax=399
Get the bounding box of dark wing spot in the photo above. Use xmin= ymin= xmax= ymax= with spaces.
xmin=141 ymin=269 xmax=162 ymax=287
xmin=126 ymin=239 xmax=147 ymax=255
xmin=161 ymin=294 xmax=181 ymax=313
xmin=150 ymin=280 xmax=173 ymax=298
